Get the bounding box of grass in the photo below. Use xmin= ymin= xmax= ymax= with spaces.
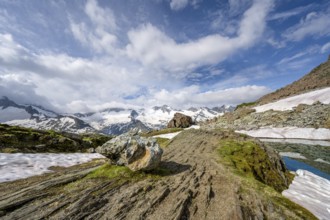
xmin=0 ymin=123 xmax=111 ymax=153
xmin=155 ymin=137 xmax=171 ymax=148
xmin=235 ymin=101 xmax=257 ymax=110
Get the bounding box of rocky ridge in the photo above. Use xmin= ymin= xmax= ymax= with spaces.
xmin=257 ymin=57 xmax=330 ymax=105
xmin=202 ymin=102 xmax=330 ymax=131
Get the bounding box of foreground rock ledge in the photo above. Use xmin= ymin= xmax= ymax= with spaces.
xmin=0 ymin=129 xmax=317 ymax=220
xmin=96 ymin=130 xmax=163 ymax=171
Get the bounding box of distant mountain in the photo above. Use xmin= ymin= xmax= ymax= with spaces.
xmin=74 ymin=104 xmax=233 ymax=135
xmin=0 ymin=97 xmax=233 ymax=135
xmin=257 ymin=56 xmax=330 ymax=105
xmin=0 ymin=96 xmax=95 ymax=134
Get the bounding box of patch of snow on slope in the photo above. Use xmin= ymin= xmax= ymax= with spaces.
xmin=6 ymin=118 xmax=92 ymax=134
xmin=0 ymin=153 xmax=105 ymax=183
xmin=282 ymin=169 xmax=330 ymax=220
xmin=30 ymin=106 xmax=58 ymax=118
xmin=236 ymin=127 xmax=330 ymax=140
xmin=259 ymin=138 xmax=330 ymax=146
xmin=153 ymin=125 xmax=200 ymax=139
xmin=0 ymin=107 xmax=30 ymax=122
xmin=279 ymin=152 xmax=306 ymax=159
xmin=314 ymin=158 xmax=330 ymax=164
xmin=254 ymin=87 xmax=330 ymax=112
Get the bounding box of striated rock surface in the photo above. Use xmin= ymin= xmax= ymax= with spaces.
xmin=167 ymin=113 xmax=193 ymax=128
xmin=96 ymin=130 xmax=163 ymax=171
xmin=0 ymin=129 xmax=316 ymax=220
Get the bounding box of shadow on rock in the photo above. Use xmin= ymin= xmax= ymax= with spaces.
xmin=147 ymin=161 xmax=191 ymax=176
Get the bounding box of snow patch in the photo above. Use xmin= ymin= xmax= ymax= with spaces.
xmin=282 ymin=169 xmax=330 ymax=220
xmin=153 ymin=125 xmax=201 ymax=139
xmin=0 ymin=153 xmax=105 ymax=183
xmin=279 ymin=152 xmax=306 ymax=159
xmin=315 ymin=158 xmax=330 ymax=164
xmin=154 ymin=131 xmax=182 ymax=139
xmin=254 ymin=87 xmax=330 ymax=112
xmin=259 ymin=138 xmax=330 ymax=146
xmin=236 ymin=127 xmax=330 ymax=140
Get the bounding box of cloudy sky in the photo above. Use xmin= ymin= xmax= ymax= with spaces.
xmin=0 ymin=0 xmax=329 ymax=113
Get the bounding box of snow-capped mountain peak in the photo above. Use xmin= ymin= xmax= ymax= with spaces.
xmin=0 ymin=97 xmax=233 ymax=135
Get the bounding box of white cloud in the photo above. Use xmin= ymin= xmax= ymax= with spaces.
xmin=127 ymin=0 xmax=273 ymax=70
xmin=148 ymin=85 xmax=270 ymax=108
xmin=228 ymin=0 xmax=251 ymax=16
xmin=269 ymin=4 xmax=314 ymax=21
xmin=283 ymin=11 xmax=330 ymax=41
xmin=170 ymin=0 xmax=189 ymax=11
xmin=0 ymin=72 xmax=55 ymax=110
xmin=321 ymin=42 xmax=330 ymax=54
xmin=70 ymin=0 xmax=118 ymax=54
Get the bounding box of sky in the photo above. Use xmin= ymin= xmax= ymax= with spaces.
xmin=0 ymin=0 xmax=329 ymax=113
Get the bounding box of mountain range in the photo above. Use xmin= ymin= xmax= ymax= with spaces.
xmin=0 ymin=96 xmax=234 ymax=135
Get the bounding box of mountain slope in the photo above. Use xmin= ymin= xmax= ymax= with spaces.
xmin=257 ymin=57 xmax=330 ymax=105
xmin=0 ymin=129 xmax=316 ymax=219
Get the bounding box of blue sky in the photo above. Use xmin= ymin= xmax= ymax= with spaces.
xmin=0 ymin=0 xmax=329 ymax=112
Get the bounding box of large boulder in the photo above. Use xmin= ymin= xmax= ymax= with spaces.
xmin=167 ymin=113 xmax=194 ymax=128
xmin=95 ymin=130 xmax=163 ymax=171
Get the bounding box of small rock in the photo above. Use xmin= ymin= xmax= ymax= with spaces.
xmin=95 ymin=132 xmax=163 ymax=171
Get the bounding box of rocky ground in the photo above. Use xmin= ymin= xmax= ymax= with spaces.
xmin=202 ymin=102 xmax=330 ymax=131
xmin=0 ymin=129 xmax=316 ymax=220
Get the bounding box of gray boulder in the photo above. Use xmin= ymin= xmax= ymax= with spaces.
xmin=95 ymin=130 xmax=163 ymax=171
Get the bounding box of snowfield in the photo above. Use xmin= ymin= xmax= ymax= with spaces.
xmin=254 ymin=87 xmax=330 ymax=112
xmin=259 ymin=138 xmax=330 ymax=146
xmin=0 ymin=153 xmax=105 ymax=183
xmin=236 ymin=127 xmax=330 ymax=140
xmin=283 ymin=169 xmax=330 ymax=220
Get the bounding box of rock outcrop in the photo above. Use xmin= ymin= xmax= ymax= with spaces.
xmin=203 ymin=102 xmax=330 ymax=130
xmin=96 ymin=130 xmax=163 ymax=171
xmin=167 ymin=113 xmax=193 ymax=128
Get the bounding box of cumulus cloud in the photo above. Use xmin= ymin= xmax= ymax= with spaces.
xmin=70 ymin=0 xmax=118 ymax=54
xmin=147 ymin=85 xmax=270 ymax=108
xmin=321 ymin=42 xmax=330 ymax=54
xmin=0 ymin=0 xmax=276 ymax=113
xmin=283 ymin=11 xmax=330 ymax=41
xmin=126 ymin=0 xmax=273 ymax=71
xmin=0 ymin=73 xmax=55 ymax=110
xmin=170 ymin=0 xmax=189 ymax=11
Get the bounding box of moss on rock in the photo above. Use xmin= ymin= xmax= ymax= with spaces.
xmin=218 ymin=140 xmax=293 ymax=192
